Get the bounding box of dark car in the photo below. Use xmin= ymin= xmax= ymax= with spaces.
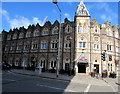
xmin=2 ymin=63 xmax=11 ymax=70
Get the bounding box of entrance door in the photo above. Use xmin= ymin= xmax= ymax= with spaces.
xmin=78 ymin=63 xmax=86 ymax=73
xmin=94 ymin=64 xmax=99 ymax=73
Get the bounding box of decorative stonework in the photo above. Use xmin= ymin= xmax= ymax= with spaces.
xmin=76 ymin=1 xmax=90 ymax=16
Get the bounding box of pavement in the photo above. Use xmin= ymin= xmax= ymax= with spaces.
xmin=10 ymin=69 xmax=119 ymax=87
xmin=10 ymin=69 xmax=74 ymax=81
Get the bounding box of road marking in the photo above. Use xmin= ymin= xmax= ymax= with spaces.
xmin=107 ymin=83 xmax=116 ymax=92
xmin=84 ymin=84 xmax=91 ymax=92
xmin=36 ymin=84 xmax=75 ymax=92
xmin=37 ymin=84 xmax=64 ymax=91
xmin=8 ymin=71 xmax=17 ymax=75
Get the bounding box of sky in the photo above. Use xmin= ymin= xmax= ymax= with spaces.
xmin=0 ymin=2 xmax=118 ymax=32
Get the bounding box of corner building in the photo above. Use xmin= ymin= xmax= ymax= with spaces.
xmin=2 ymin=1 xmax=120 ymax=75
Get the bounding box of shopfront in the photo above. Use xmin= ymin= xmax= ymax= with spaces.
xmin=76 ymin=52 xmax=89 ymax=74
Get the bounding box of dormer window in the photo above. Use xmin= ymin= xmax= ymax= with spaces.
xmin=19 ymin=32 xmax=24 ymax=39
xmin=26 ymin=32 xmax=31 ymax=38
xmin=13 ymin=34 xmax=17 ymax=39
xmin=52 ymin=26 xmax=58 ymax=34
xmin=7 ymin=34 xmax=11 ymax=40
xmin=106 ymin=28 xmax=113 ymax=36
xmin=42 ymin=28 xmax=49 ymax=35
xmin=95 ymin=26 xmax=98 ymax=32
xmin=33 ymin=29 xmax=39 ymax=37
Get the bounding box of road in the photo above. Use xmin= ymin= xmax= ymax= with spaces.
xmin=1 ymin=70 xmax=118 ymax=93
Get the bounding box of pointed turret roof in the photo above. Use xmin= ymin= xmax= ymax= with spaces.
xmin=76 ymin=1 xmax=90 ymax=16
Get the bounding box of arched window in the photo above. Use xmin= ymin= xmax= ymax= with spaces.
xmin=65 ymin=25 xmax=72 ymax=33
xmin=40 ymin=59 xmax=46 ymax=68
xmin=49 ymin=58 xmax=57 ymax=69
xmin=79 ymin=37 xmax=87 ymax=48
xmin=64 ymin=36 xmax=72 ymax=49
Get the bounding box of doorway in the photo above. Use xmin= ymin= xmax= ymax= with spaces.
xmin=94 ymin=64 xmax=99 ymax=73
xmin=78 ymin=63 xmax=86 ymax=73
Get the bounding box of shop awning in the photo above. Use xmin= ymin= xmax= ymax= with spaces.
xmin=76 ymin=52 xmax=90 ymax=63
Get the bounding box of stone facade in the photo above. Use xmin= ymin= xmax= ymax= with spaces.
xmin=2 ymin=1 xmax=120 ymax=75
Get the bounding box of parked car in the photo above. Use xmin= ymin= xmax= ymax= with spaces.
xmin=2 ymin=62 xmax=11 ymax=70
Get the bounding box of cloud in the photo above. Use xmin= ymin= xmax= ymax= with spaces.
xmin=101 ymin=14 xmax=107 ymax=21
xmin=87 ymin=2 xmax=117 ymax=23
xmin=9 ymin=16 xmax=31 ymax=29
xmin=32 ymin=17 xmax=42 ymax=25
xmin=64 ymin=13 xmax=71 ymax=20
xmin=0 ymin=8 xmax=9 ymax=20
xmin=1 ymin=8 xmax=42 ymax=29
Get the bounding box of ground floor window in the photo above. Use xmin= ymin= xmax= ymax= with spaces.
xmin=50 ymin=60 xmax=56 ymax=69
xmin=40 ymin=60 xmax=45 ymax=68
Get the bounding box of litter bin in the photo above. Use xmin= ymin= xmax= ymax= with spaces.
xmin=35 ymin=67 xmax=39 ymax=73
xmin=112 ymin=73 xmax=116 ymax=78
xmin=35 ymin=67 xmax=41 ymax=75
xmin=102 ymin=72 xmax=107 ymax=78
xmin=91 ymin=72 xmax=95 ymax=77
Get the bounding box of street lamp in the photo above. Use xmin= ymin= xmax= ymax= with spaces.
xmin=69 ymin=37 xmax=72 ymax=76
xmin=52 ymin=0 xmax=62 ymax=78
xmin=104 ymin=50 xmax=108 ymax=77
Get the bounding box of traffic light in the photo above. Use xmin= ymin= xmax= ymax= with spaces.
xmin=109 ymin=55 xmax=112 ymax=61
xmin=101 ymin=52 xmax=105 ymax=61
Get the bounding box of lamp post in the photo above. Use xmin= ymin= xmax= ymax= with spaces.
xmin=69 ymin=37 xmax=72 ymax=76
xmin=104 ymin=50 xmax=108 ymax=77
xmin=52 ymin=0 xmax=62 ymax=78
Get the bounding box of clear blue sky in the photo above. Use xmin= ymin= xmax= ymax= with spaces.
xmin=1 ymin=2 xmax=118 ymax=32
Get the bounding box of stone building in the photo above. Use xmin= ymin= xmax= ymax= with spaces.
xmin=2 ymin=1 xmax=120 ymax=75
